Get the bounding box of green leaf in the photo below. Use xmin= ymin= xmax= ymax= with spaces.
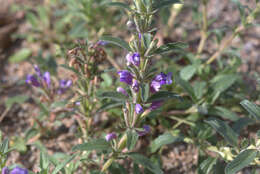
xmin=72 ymin=139 xmax=111 ymax=151
xmin=127 ymin=129 xmax=139 ymax=150
xmin=205 ymin=118 xmax=238 ymax=147
xmin=152 ymin=0 xmax=182 ymax=10
xmin=40 ymin=152 xmax=49 ymax=170
xmin=128 ymin=153 xmax=163 ymax=174
xmin=52 ymin=154 xmax=77 ymax=174
xmin=0 ymin=138 xmax=9 ymax=154
xmin=176 ymin=76 xmax=197 ymax=101
xmin=150 ymin=133 xmax=182 ymax=153
xmin=225 ymin=149 xmax=258 ymax=174
xmin=5 ymin=95 xmax=29 ymax=109
xmin=9 ymin=49 xmax=32 ymax=63
xmin=210 ymin=74 xmax=239 ymax=94
xmin=198 ymin=157 xmax=217 ymax=174
xmin=147 ymin=91 xmax=182 ymax=103
xmin=100 ymin=36 xmax=131 ymax=51
xmin=180 ymin=65 xmax=197 ymax=81
xmin=105 ymin=2 xmax=131 ymax=11
xmin=153 ymin=42 xmax=187 ymax=54
xmin=193 ymin=81 xmax=206 ymax=99
xmin=240 ymin=100 xmax=260 ymax=122
xmin=140 ymin=83 xmax=149 ymax=102
xmin=97 ymin=101 xmax=123 ymax=112
xmin=98 ymin=91 xmax=128 ymax=102
xmin=208 ymin=107 xmax=239 ymax=121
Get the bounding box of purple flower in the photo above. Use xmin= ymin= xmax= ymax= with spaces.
xmin=132 ymin=53 xmax=140 ymax=66
xmin=2 ymin=167 xmax=9 ymax=174
xmin=132 ymin=80 xmax=139 ymax=92
xmin=150 ymin=72 xmax=172 ymax=92
xmin=135 ymin=104 xmax=144 ymax=114
xmin=10 ymin=167 xmax=28 ymax=174
xmin=118 ymin=70 xmax=133 ymax=85
xmin=2 ymin=166 xmax=28 ymax=174
xmin=34 ymin=65 xmax=41 ymax=77
xmin=117 ymin=87 xmax=128 ymax=96
xmin=58 ymin=79 xmax=72 ymax=94
xmin=125 ymin=52 xmax=140 ymax=66
xmin=137 ymin=125 xmax=150 ymax=136
xmin=150 ymin=101 xmax=163 ymax=110
xmin=42 ymin=72 xmax=51 ymax=88
xmin=105 ymin=132 xmax=117 ymax=141
xmin=97 ymin=40 xmax=107 ymax=46
xmin=26 ymin=75 xmax=40 ymax=87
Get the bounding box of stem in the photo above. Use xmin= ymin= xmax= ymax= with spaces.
xmin=170 ymin=115 xmax=195 ymax=128
xmin=197 ymin=0 xmax=208 ymax=55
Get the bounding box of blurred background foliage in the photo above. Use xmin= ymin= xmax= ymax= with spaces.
xmin=0 ymin=0 xmax=259 ymax=173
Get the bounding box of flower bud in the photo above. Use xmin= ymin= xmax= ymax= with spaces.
xmin=117 ymin=87 xmax=128 ymax=96
xmin=126 ymin=20 xmax=136 ymax=30
xmin=105 ymin=132 xmax=117 ymax=142
xmin=135 ymin=104 xmax=144 ymax=114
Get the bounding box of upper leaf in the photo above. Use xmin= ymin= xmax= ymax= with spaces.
xmin=100 ymin=36 xmax=131 ymax=51
xmin=147 ymin=91 xmax=182 ymax=103
xmin=153 ymin=42 xmax=187 ymax=55
xmin=152 ymin=0 xmax=182 ymax=10
xmin=98 ymin=91 xmax=128 ymax=102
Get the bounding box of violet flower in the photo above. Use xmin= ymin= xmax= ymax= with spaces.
xmin=125 ymin=52 xmax=140 ymax=66
xmin=58 ymin=79 xmax=72 ymax=94
xmin=105 ymin=132 xmax=117 ymax=142
xmin=135 ymin=104 xmax=144 ymax=114
xmin=2 ymin=166 xmax=28 ymax=174
xmin=97 ymin=40 xmax=107 ymax=46
xmin=131 ymin=53 xmax=140 ymax=66
xmin=137 ymin=125 xmax=150 ymax=136
xmin=118 ymin=70 xmax=133 ymax=85
xmin=117 ymin=87 xmax=128 ymax=96
xmin=132 ymin=80 xmax=139 ymax=93
xmin=150 ymin=101 xmax=163 ymax=110
xmin=150 ymin=72 xmax=172 ymax=93
xmin=42 ymin=72 xmax=51 ymax=88
xmin=26 ymin=75 xmax=40 ymax=87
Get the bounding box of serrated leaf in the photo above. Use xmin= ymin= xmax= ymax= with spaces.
xmin=127 ymin=129 xmax=139 ymax=150
xmin=128 ymin=153 xmax=163 ymax=174
xmin=100 ymin=36 xmax=131 ymax=51
xmin=72 ymin=139 xmax=111 ymax=151
xmin=147 ymin=91 xmax=182 ymax=103
xmin=225 ymin=149 xmax=258 ymax=174
xmin=105 ymin=2 xmax=131 ymax=11
xmin=98 ymin=91 xmax=128 ymax=102
xmin=208 ymin=107 xmax=239 ymax=121
xmin=180 ymin=65 xmax=197 ymax=81
xmin=152 ymin=0 xmax=182 ymax=10
xmin=52 ymin=154 xmax=77 ymax=174
xmin=9 ymin=49 xmax=32 ymax=63
xmin=240 ymin=100 xmax=260 ymax=122
xmin=205 ymin=118 xmax=238 ymax=147
xmin=150 ymin=133 xmax=182 ymax=153
xmin=153 ymin=42 xmax=187 ymax=54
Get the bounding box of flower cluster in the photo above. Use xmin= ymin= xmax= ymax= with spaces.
xmin=26 ymin=65 xmax=51 ymax=88
xmin=2 ymin=166 xmax=28 ymax=174
xmin=26 ymin=65 xmax=72 ymax=95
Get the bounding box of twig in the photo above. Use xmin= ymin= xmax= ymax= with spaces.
xmin=205 ymin=3 xmax=260 ymax=65
xmin=197 ymin=0 xmax=208 ymax=56
xmin=106 ymin=55 xmax=121 ymax=71
xmin=0 ymin=107 xmax=10 ymax=122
